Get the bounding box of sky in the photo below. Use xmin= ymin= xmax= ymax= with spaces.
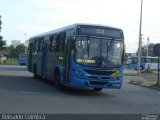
xmin=0 ymin=0 xmax=160 ymax=53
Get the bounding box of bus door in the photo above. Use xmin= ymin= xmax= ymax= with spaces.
xmin=42 ymin=38 xmax=49 ymax=78
xmin=28 ymin=43 xmax=33 ymax=72
xmin=65 ymin=36 xmax=74 ymax=83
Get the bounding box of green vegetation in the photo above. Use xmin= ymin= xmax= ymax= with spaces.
xmin=0 ymin=15 xmax=7 ymax=54
xmin=0 ymin=15 xmax=22 ymax=65
xmin=1 ymin=58 xmax=18 ymax=65
xmin=8 ymin=44 xmax=26 ymax=58
xmin=141 ymin=69 xmax=153 ymax=74
xmin=151 ymin=83 xmax=160 ymax=90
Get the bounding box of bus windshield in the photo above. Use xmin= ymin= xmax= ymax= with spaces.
xmin=75 ymin=36 xmax=124 ymax=68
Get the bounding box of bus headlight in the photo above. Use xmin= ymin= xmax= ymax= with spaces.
xmin=75 ymin=69 xmax=87 ymax=79
xmin=111 ymin=70 xmax=120 ymax=79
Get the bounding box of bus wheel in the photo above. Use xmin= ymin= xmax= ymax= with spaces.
xmin=93 ymin=88 xmax=103 ymax=92
xmin=54 ymin=71 xmax=63 ymax=90
xmin=33 ymin=64 xmax=38 ymax=79
xmin=140 ymin=66 xmax=144 ymax=70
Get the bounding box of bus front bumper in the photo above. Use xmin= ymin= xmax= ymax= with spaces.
xmin=68 ymin=76 xmax=122 ymax=89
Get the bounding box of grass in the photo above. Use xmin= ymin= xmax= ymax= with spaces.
xmin=151 ymin=83 xmax=160 ymax=90
xmin=1 ymin=58 xmax=18 ymax=65
xmin=141 ymin=69 xmax=153 ymax=74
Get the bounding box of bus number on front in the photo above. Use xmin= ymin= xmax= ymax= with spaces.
xmin=96 ymin=29 xmax=104 ymax=34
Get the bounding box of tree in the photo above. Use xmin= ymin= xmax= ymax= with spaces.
xmin=0 ymin=15 xmax=7 ymax=54
xmin=0 ymin=36 xmax=6 ymax=51
xmin=8 ymin=44 xmax=26 ymax=58
xmin=16 ymin=44 xmax=26 ymax=54
xmin=8 ymin=45 xmax=16 ymax=58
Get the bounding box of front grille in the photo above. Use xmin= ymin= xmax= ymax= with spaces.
xmin=88 ymin=76 xmax=111 ymax=80
xmin=84 ymin=69 xmax=115 ymax=75
xmin=90 ymin=81 xmax=109 ymax=85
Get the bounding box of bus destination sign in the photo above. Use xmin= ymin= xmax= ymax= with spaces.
xmin=77 ymin=25 xmax=123 ymax=39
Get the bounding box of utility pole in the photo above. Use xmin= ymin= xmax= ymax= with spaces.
xmin=137 ymin=0 xmax=143 ymax=74
xmin=24 ymin=34 xmax=27 ymax=53
xmin=146 ymin=36 xmax=149 ymax=57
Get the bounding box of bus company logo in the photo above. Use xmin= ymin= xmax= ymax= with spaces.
xmin=97 ymin=76 xmax=101 ymax=80
xmin=142 ymin=114 xmax=159 ymax=120
xmin=96 ymin=29 xmax=104 ymax=34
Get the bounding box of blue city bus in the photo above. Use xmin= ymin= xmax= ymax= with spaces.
xmin=19 ymin=53 xmax=27 ymax=65
xmin=27 ymin=23 xmax=125 ymax=91
xmin=127 ymin=56 xmax=158 ymax=70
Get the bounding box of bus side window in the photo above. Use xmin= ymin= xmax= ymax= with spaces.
xmin=153 ymin=58 xmax=158 ymax=63
xmin=148 ymin=58 xmax=151 ymax=63
xmin=37 ymin=38 xmax=41 ymax=52
xmin=144 ymin=58 xmax=147 ymax=62
xmin=141 ymin=58 xmax=144 ymax=63
xmin=44 ymin=39 xmax=49 ymax=52
xmin=132 ymin=58 xmax=137 ymax=64
xmin=33 ymin=39 xmax=38 ymax=53
xmin=56 ymin=34 xmax=60 ymax=52
xmin=49 ymin=35 xmax=53 ymax=52
xmin=33 ymin=40 xmax=36 ymax=52
xmin=155 ymin=58 xmax=158 ymax=63
xmin=49 ymin=35 xmax=57 ymax=52
xmin=40 ymin=38 xmax=44 ymax=52
xmin=151 ymin=58 xmax=153 ymax=63
xmin=35 ymin=39 xmax=39 ymax=53
xmin=59 ymin=32 xmax=66 ymax=52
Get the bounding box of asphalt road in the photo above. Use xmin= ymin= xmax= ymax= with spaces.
xmin=0 ymin=65 xmax=160 ymax=114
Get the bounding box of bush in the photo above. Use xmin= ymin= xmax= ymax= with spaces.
xmin=3 ymin=58 xmax=18 ymax=65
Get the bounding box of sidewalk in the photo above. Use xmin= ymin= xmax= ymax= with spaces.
xmin=124 ymin=69 xmax=160 ymax=90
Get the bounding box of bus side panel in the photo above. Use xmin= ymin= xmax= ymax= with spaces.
xmin=45 ymin=52 xmax=64 ymax=82
xmin=45 ymin=53 xmax=54 ymax=80
xmin=36 ymin=53 xmax=43 ymax=76
xmin=145 ymin=63 xmax=158 ymax=70
xmin=28 ymin=43 xmax=33 ymax=72
xmin=42 ymin=40 xmax=49 ymax=78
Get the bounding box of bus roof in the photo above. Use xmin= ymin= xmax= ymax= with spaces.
xmin=30 ymin=23 xmax=123 ymax=39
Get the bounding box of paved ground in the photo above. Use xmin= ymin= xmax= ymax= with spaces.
xmin=124 ymin=69 xmax=160 ymax=90
xmin=0 ymin=65 xmax=160 ymax=114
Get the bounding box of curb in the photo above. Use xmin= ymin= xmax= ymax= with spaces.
xmin=129 ymin=81 xmax=160 ymax=91
xmin=124 ymin=73 xmax=157 ymax=76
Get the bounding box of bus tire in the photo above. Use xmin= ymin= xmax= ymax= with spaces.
xmin=33 ymin=64 xmax=38 ymax=79
xmin=93 ymin=88 xmax=103 ymax=92
xmin=54 ymin=69 xmax=63 ymax=90
xmin=135 ymin=66 xmax=144 ymax=71
xmin=140 ymin=66 xmax=144 ymax=70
